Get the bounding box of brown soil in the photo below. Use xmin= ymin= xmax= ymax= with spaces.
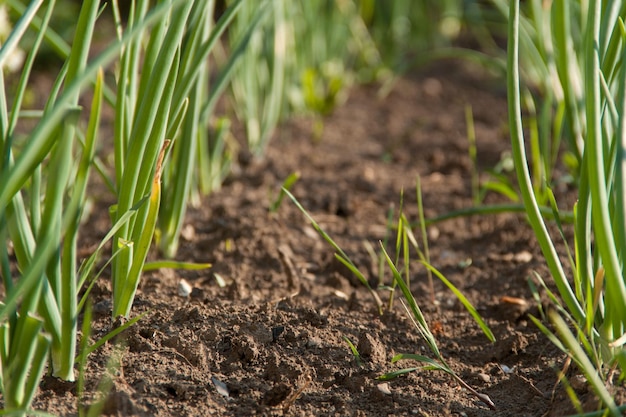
xmin=30 ymin=63 xmax=625 ymax=416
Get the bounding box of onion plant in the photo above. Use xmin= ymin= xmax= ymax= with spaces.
xmin=359 ymin=0 xmax=464 ymax=72
xmin=110 ymin=0 xmax=260 ymax=308
xmin=293 ymin=1 xmax=380 ymax=115
xmin=109 ymin=0 xmax=197 ymax=318
xmin=0 ymin=0 xmax=197 ymax=413
xmin=507 ymin=0 xmax=626 ymax=413
xmin=228 ymin=0 xmax=285 ymax=157
xmin=154 ymin=0 xmax=259 ymax=258
xmin=0 ymin=0 xmax=102 ymax=391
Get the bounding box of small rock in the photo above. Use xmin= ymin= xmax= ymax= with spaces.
xmin=214 ymin=273 xmax=227 ymax=288
xmin=500 ymin=364 xmax=515 ymax=374
xmin=377 ymin=382 xmax=392 ymax=395
xmin=334 ymin=290 xmax=348 ymax=300
xmin=428 ymin=226 xmax=440 ymax=241
xmin=302 ymin=226 xmax=319 ymax=240
xmin=178 ymin=279 xmax=192 ymax=297
xmin=423 ymin=77 xmax=443 ymax=97
xmin=514 ymin=250 xmax=533 ymax=263
xmin=211 ymin=376 xmax=229 ymax=397
xmin=180 ymin=224 xmax=196 ymax=241
xmin=478 ymin=373 xmax=491 ymax=383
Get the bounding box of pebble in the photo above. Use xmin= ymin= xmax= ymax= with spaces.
xmin=178 ymin=279 xmax=192 ymax=297
xmin=377 ymin=383 xmax=392 ymax=395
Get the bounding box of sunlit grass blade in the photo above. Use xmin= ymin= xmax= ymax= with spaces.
xmin=342 ymin=336 xmax=361 ymax=366
xmin=270 ymin=172 xmax=300 ymax=213
xmin=142 ymin=260 xmax=212 ymax=272
xmin=377 ymin=367 xmax=419 ymax=381
xmin=549 ymin=309 xmax=620 ymax=416
xmin=414 ymin=176 xmax=434 ymax=302
xmin=390 ymin=353 xmax=452 ymax=374
xmin=380 ymin=244 xmax=440 ymax=357
xmin=81 ymin=313 xmax=146 ymax=359
xmin=421 ymin=262 xmax=495 ymax=342
xmin=284 ymin=188 xmax=383 ymax=313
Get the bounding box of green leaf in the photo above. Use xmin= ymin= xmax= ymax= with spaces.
xmin=420 ymin=262 xmax=495 ymax=342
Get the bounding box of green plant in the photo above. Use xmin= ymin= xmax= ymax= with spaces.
xmin=154 ymin=0 xmax=258 ymax=258
xmin=286 ymin=184 xmax=496 ymax=411
xmin=108 ymin=0 xmax=193 ymax=316
xmin=372 ymin=184 xmax=494 ymax=409
xmin=228 ymin=0 xmax=284 ymax=157
xmin=507 ymin=0 xmax=626 ymax=413
xmin=0 ymin=0 xmax=224 ymax=413
xmin=377 ymin=243 xmax=495 ymax=410
xmin=196 ymin=117 xmax=234 ymax=198
xmin=342 ymin=336 xmax=362 ymax=366
xmin=269 ymin=172 xmax=300 ymax=213
xmin=110 ymin=0 xmax=259 ymax=308
xmin=359 ymin=0 xmax=464 ymax=72
xmin=290 ymin=0 xmax=380 ymax=118
xmin=284 ymin=189 xmax=384 ymax=314
xmin=0 ymin=0 xmax=106 ymax=392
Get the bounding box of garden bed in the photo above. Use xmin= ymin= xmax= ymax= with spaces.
xmin=32 ymin=63 xmax=622 ymax=416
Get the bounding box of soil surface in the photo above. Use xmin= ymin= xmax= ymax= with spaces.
xmin=30 ymin=63 xmax=625 ymax=416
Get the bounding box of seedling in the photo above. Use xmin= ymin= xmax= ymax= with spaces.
xmin=284 ymin=188 xmax=384 ymax=314
xmin=343 ymin=336 xmax=362 ymax=367
xmin=270 ymin=172 xmax=300 ymax=213
xmin=378 ymin=245 xmax=495 ymax=410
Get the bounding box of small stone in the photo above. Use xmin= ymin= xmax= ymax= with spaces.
xmin=428 ymin=226 xmax=440 ymax=241
xmin=214 ymin=273 xmax=227 ymax=288
xmin=211 ymin=377 xmax=230 ymax=397
xmin=478 ymin=373 xmax=491 ymax=383
xmin=500 ymin=364 xmax=515 ymax=374
xmin=178 ymin=279 xmax=192 ymax=297
xmin=334 ymin=290 xmax=348 ymax=300
xmin=514 ymin=250 xmax=533 ymax=263
xmin=377 ymin=382 xmax=392 ymax=395
xmin=180 ymin=224 xmax=196 ymax=241
xmin=302 ymin=226 xmax=319 ymax=240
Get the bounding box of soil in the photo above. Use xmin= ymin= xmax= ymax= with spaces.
xmin=28 ymin=63 xmax=626 ymax=416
